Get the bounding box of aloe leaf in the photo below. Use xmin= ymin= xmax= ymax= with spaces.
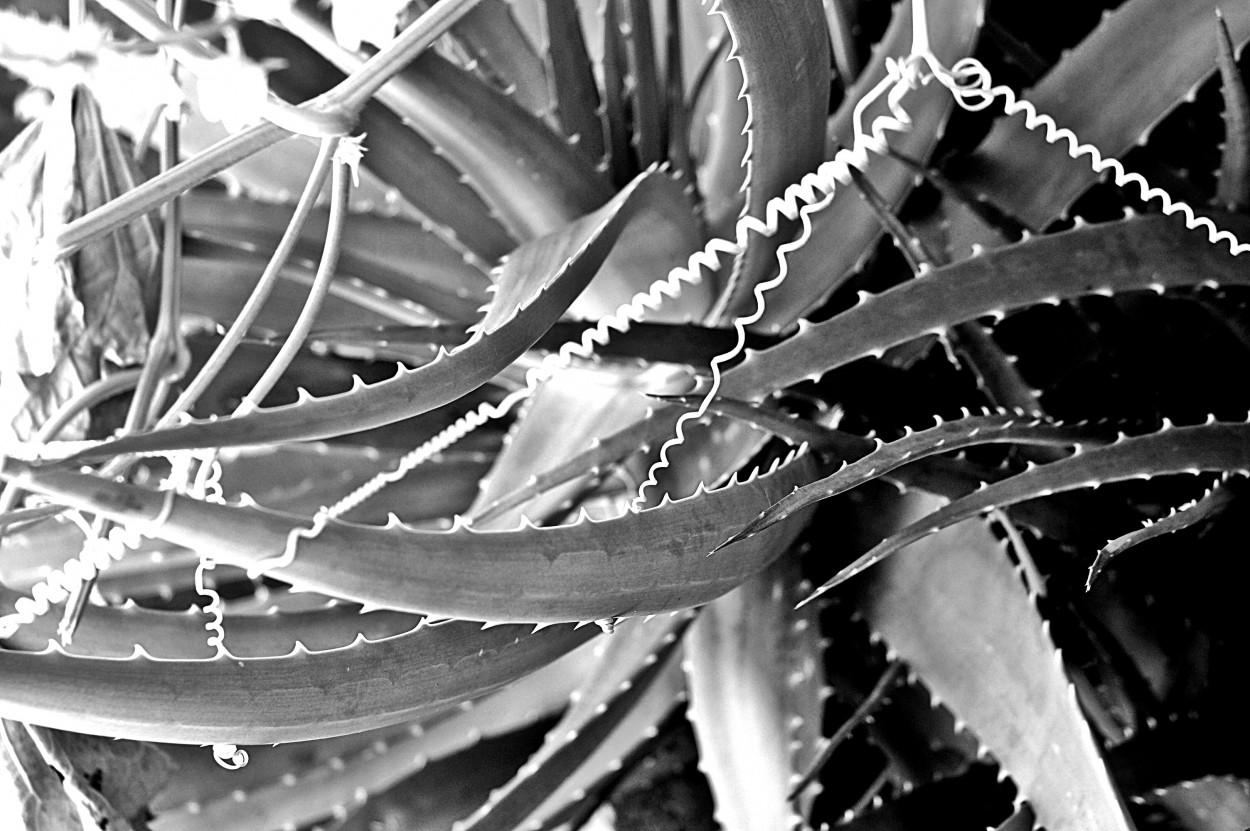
xmin=619 ymin=0 xmax=666 ymax=168
xmin=814 ymin=421 xmax=1250 ymax=599
xmin=182 ymin=193 xmax=491 ymax=323
xmin=1216 ymin=10 xmax=1250 ymax=213
xmin=284 ymin=9 xmax=611 ymax=242
xmin=0 ymin=617 xmax=595 ymax=745
xmin=457 ymin=615 xmax=687 ymax=831
xmin=1141 ymin=775 xmax=1250 ymax=830
xmin=757 ymin=0 xmax=985 ymax=330
xmin=543 ymin=0 xmax=607 ymax=168
xmin=692 ymin=16 xmax=749 ymax=240
xmin=723 ymin=213 xmax=1250 ymax=401
xmin=150 ymin=637 xmax=598 ymax=831
xmin=655 ymin=393 xmax=866 ymax=458
xmin=684 ymin=556 xmax=817 ymax=831
xmin=466 ymin=364 xmax=684 ymax=529
xmin=953 ymin=0 xmax=1250 ymax=229
xmin=469 ymin=402 xmax=681 ymax=526
xmin=70 ymin=169 xmax=676 ymax=458
xmin=1 ymin=584 xmax=422 ymax=660
xmin=706 ymin=0 xmax=830 ymax=322
xmin=6 ymin=446 xmax=819 ymax=622
xmin=179 ymin=246 xmax=427 ymax=333
xmin=327 ymin=726 xmax=551 ymax=831
xmin=1087 ymin=477 xmax=1237 ymax=589
xmin=718 ymin=412 xmax=1110 ymax=550
xmin=443 ymin=0 xmax=552 ymax=119
xmin=854 ymin=495 xmax=1132 ymax=831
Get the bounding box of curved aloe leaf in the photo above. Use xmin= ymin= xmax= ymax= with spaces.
xmin=707 ymin=0 xmax=830 ymax=321
xmin=0 ymin=616 xmax=594 ymax=745
xmin=814 ymin=421 xmax=1250 ymax=599
xmin=1087 ymin=477 xmax=1237 ymax=589
xmin=718 ymin=412 xmax=1112 ymax=550
xmin=953 ymin=0 xmax=1250 ymax=228
xmin=6 ymin=446 xmax=818 ymax=622
xmin=854 ymin=496 xmax=1132 ymax=830
xmin=70 ymin=170 xmax=680 ymax=459
xmin=723 ymin=213 xmax=1250 ymax=400
xmin=758 ymin=0 xmax=985 ymax=330
xmin=150 ymin=637 xmax=598 ymax=831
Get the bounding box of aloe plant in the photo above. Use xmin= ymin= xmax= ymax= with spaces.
xmin=1 ymin=0 xmax=1249 ymax=829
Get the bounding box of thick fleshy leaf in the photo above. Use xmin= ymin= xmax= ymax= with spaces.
xmin=814 ymin=421 xmax=1250 ymax=598
xmin=283 ymin=9 xmax=612 ymax=242
xmin=1215 ymin=10 xmax=1250 ymax=213
xmin=149 ymin=638 xmax=598 ymax=831
xmin=723 ymin=213 xmax=1250 ymax=402
xmin=757 ymin=0 xmax=985 ymax=330
xmin=706 ymin=0 xmax=830 ymax=322
xmin=466 ymin=363 xmax=688 ymax=529
xmin=71 ymin=169 xmax=682 ymax=458
xmin=5 ymin=447 xmax=819 ymax=622
xmin=853 ymin=494 xmax=1132 ymax=831
xmin=685 ymin=556 xmax=817 ymax=831
xmin=458 ymin=613 xmax=690 ymax=831
xmin=0 ymin=720 xmax=81 ymax=831
xmin=181 ymin=193 xmax=491 ymax=324
xmin=443 ymin=0 xmax=552 ymax=119
xmin=1141 ymin=775 xmax=1250 ymax=831
xmin=951 ymin=0 xmax=1250 ymax=229
xmin=0 ymin=615 xmax=595 ymax=745
xmin=718 ymin=412 xmax=1111 ymax=549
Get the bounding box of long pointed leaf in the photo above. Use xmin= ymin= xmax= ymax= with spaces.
xmin=71 ymin=169 xmax=680 ymax=458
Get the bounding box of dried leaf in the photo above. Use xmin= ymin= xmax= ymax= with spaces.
xmin=0 ymin=84 xmax=157 ymax=445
